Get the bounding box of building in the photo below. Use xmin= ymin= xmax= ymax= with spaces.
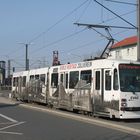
xmin=0 ymin=61 xmax=6 ymax=85
xmin=108 ymin=36 xmax=137 ymax=61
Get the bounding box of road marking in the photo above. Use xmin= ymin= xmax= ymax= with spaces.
xmin=0 ymin=106 xmax=25 ymax=135
xmin=0 ymin=121 xmax=25 ymax=131
xmin=0 ymin=122 xmax=14 ymax=125
xmin=0 ymin=131 xmax=23 ymax=135
xmin=0 ymin=113 xmax=17 ymax=123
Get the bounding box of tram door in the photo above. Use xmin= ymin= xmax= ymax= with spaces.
xmin=60 ymin=72 xmax=68 ymax=89
xmin=94 ymin=69 xmax=112 ymax=115
xmin=18 ymin=76 xmax=22 ymax=94
xmin=104 ymin=69 xmax=113 ymax=104
xmin=49 ymin=67 xmax=60 ymax=97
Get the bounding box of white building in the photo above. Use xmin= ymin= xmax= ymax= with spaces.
xmin=108 ymin=36 xmax=137 ymax=61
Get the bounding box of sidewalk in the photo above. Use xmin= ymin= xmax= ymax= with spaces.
xmin=0 ymin=96 xmax=16 ymax=105
xmin=0 ymin=91 xmax=20 ymax=105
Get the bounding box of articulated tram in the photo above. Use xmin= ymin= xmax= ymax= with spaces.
xmin=12 ymin=59 xmax=140 ymax=119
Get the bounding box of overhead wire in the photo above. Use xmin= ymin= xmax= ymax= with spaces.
xmin=99 ymin=9 xmax=136 ymax=24
xmin=104 ymin=0 xmax=137 ymax=6
xmin=94 ymin=0 xmax=137 ymax=29
xmin=75 ymin=0 xmax=92 ymax=23
xmin=6 ymin=0 xmax=136 ymax=68
xmin=60 ymin=29 xmax=130 ymax=62
xmin=28 ymin=0 xmax=90 ymax=43
xmin=2 ymin=0 xmax=90 ymax=61
xmin=30 ymin=28 xmax=87 ymax=55
xmin=28 ymin=0 xmax=136 ymax=61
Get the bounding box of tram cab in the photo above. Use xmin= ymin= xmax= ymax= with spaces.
xmin=93 ymin=59 xmax=140 ymax=119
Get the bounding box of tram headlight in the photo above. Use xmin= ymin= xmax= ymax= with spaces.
xmin=121 ymin=102 xmax=127 ymax=107
xmin=120 ymin=98 xmax=127 ymax=111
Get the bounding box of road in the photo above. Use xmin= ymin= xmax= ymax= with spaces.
xmin=0 ymin=94 xmax=140 ymax=140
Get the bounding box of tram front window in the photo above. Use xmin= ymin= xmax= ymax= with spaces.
xmin=119 ymin=64 xmax=140 ymax=92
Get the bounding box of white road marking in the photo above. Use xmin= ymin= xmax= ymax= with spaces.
xmin=0 ymin=113 xmax=17 ymax=123
xmin=0 ymin=130 xmax=23 ymax=135
xmin=0 ymin=122 xmax=14 ymax=125
xmin=0 ymin=121 xmax=25 ymax=131
xmin=0 ymin=113 xmax=25 ymax=135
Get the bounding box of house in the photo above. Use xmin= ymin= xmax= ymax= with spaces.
xmin=108 ymin=36 xmax=137 ymax=61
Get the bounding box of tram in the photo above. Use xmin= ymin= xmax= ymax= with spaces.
xmin=12 ymin=59 xmax=140 ymax=119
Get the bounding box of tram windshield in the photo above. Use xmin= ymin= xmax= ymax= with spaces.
xmin=119 ymin=64 xmax=140 ymax=92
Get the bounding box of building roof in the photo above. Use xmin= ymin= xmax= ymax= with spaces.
xmin=111 ymin=36 xmax=137 ymax=49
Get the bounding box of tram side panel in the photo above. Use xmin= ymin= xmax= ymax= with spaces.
xmin=12 ymin=71 xmax=29 ymax=101
xmin=48 ymin=62 xmax=93 ymax=113
xmin=12 ymin=68 xmax=49 ymax=103
xmin=27 ymin=68 xmax=49 ymax=103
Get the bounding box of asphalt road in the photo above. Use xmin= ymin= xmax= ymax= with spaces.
xmin=0 ymin=98 xmax=140 ymax=140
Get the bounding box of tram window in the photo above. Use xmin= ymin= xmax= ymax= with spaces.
xmin=66 ymin=73 xmax=68 ymax=89
xmin=113 ymin=69 xmax=119 ymax=90
xmin=81 ymin=70 xmax=91 ymax=83
xmin=13 ymin=77 xmax=16 ymax=86
xmin=60 ymin=74 xmax=63 ymax=83
xmin=69 ymin=71 xmax=79 ymax=89
xmin=35 ymin=75 xmax=39 ymax=79
xmin=95 ymin=71 xmax=100 ymax=90
xmin=13 ymin=77 xmax=19 ymax=87
xmin=30 ymin=75 xmax=34 ymax=80
xmin=40 ymin=74 xmax=45 ymax=84
xmin=15 ymin=77 xmax=19 ymax=86
xmin=22 ymin=76 xmax=26 ymax=87
xmin=105 ymin=70 xmax=111 ymax=90
xmin=51 ymin=73 xmax=58 ymax=87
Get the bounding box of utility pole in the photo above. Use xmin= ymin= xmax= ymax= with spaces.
xmin=137 ymin=0 xmax=140 ymax=61
xmin=19 ymin=43 xmax=30 ymax=70
xmin=25 ymin=44 xmax=29 ymax=70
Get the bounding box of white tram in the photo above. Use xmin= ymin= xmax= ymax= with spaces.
xmin=12 ymin=59 xmax=140 ymax=119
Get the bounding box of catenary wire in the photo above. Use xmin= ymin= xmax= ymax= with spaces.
xmin=28 ymin=0 xmax=90 ymax=44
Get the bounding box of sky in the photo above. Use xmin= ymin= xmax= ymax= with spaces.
xmin=0 ymin=0 xmax=137 ymax=72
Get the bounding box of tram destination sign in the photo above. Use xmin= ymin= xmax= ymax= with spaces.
xmin=60 ymin=61 xmax=92 ymax=70
xmin=119 ymin=64 xmax=140 ymax=69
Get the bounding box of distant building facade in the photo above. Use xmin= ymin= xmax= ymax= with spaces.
xmin=108 ymin=36 xmax=137 ymax=61
xmin=0 ymin=61 xmax=6 ymax=85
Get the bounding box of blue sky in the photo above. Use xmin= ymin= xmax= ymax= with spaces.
xmin=0 ymin=0 xmax=137 ymax=71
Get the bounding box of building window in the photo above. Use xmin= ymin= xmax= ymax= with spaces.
xmin=115 ymin=50 xmax=122 ymax=59
xmin=127 ymin=48 xmax=130 ymax=56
